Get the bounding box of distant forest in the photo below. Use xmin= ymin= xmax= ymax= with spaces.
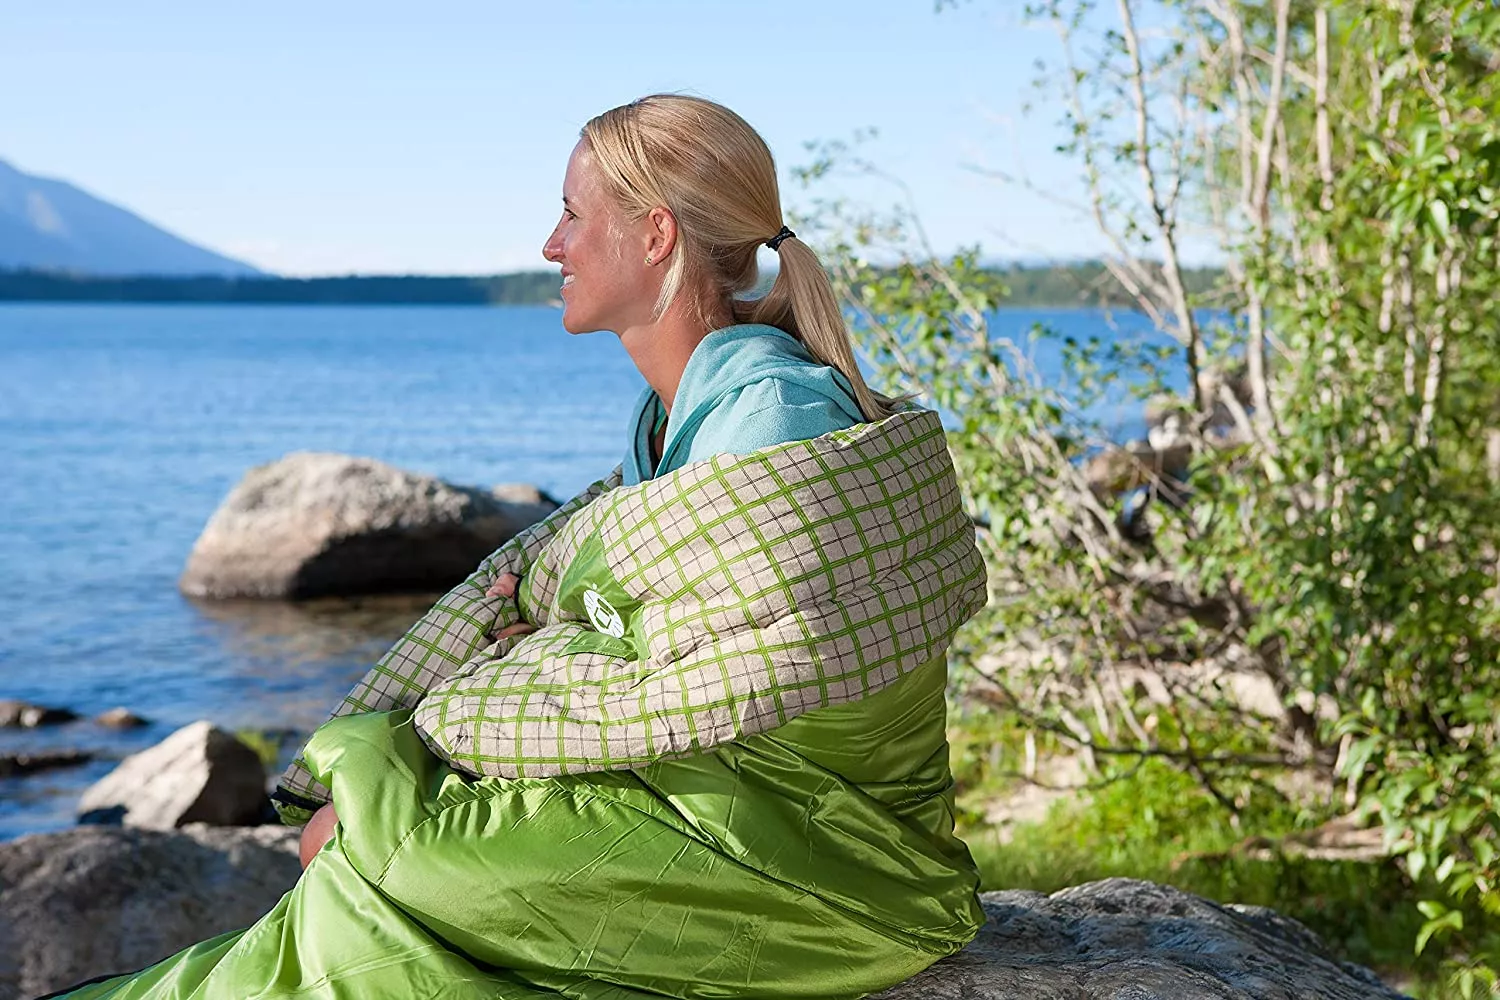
xmin=993 ymin=261 xmax=1224 ymax=308
xmin=0 ymin=263 xmax=1223 ymax=309
xmin=0 ymin=270 xmax=561 ymax=306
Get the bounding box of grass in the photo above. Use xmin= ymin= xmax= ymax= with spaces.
xmin=946 ymin=711 xmax=1487 ymax=998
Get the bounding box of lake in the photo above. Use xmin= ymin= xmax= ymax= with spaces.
xmin=0 ymin=302 xmax=1169 ymax=839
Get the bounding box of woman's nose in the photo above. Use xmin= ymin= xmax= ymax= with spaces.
xmin=542 ymin=229 xmax=563 ymax=263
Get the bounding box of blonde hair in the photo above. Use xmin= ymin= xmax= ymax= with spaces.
xmin=580 ymin=94 xmax=900 ymax=422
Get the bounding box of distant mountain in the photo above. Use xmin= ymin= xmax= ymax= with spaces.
xmin=0 ymin=159 xmax=263 ymax=277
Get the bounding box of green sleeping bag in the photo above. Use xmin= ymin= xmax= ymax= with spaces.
xmin=58 ymin=410 xmax=989 ymax=999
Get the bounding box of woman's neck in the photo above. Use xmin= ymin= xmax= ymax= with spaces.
xmin=618 ymin=298 xmax=732 ymax=412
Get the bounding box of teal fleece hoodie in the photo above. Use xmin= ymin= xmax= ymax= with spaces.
xmin=623 ymin=324 xmax=863 ymax=485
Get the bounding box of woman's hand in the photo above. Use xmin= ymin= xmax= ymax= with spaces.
xmin=486 ymin=573 xmax=536 ymax=641
xmin=486 ymin=573 xmax=520 ymax=599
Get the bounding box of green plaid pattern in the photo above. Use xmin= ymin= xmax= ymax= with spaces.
xmin=274 ymin=470 xmax=622 ymax=813
xmin=412 ymin=409 xmax=987 ymax=778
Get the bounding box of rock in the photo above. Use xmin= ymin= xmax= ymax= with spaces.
xmin=491 ymin=482 xmax=560 ymax=508
xmin=0 ymin=824 xmax=299 ymax=1000
xmin=0 ymin=750 xmax=93 ymax=778
xmin=179 ymin=453 xmax=558 ymax=600
xmin=76 ymin=721 xmax=267 ymax=830
xmin=1146 ymin=367 xmax=1254 ymax=435
xmin=875 ymin=878 xmax=1406 ymax=999
xmin=1145 ymin=393 xmax=1193 ymax=430
xmin=93 ymin=707 xmax=149 ymax=729
xmin=978 ymin=755 xmax=1087 ymax=843
xmin=0 ymin=700 xmax=78 ymax=728
xmin=0 ymin=844 xmax=1402 ymax=1000
xmin=1083 ymin=440 xmax=1194 ymax=497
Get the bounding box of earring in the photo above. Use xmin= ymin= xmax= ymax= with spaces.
xmin=645 ymin=255 xmax=654 ymax=265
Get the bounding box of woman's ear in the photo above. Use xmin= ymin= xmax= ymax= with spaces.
xmin=645 ymin=206 xmax=678 ymax=265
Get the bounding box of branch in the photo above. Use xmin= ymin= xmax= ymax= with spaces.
xmin=967 ymin=681 xmax=1291 ymax=769
xmin=1117 ymin=0 xmax=1203 ymax=409
xmin=1249 ymin=44 xmax=1315 ymax=90
xmin=1051 ymin=12 xmax=1175 ymax=315
xmin=1314 ymin=5 xmax=1334 ymax=216
xmin=1415 ymin=253 xmax=1456 ymax=450
xmin=1249 ymin=0 xmax=1292 ymax=229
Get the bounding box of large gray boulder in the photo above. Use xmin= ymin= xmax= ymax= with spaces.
xmin=76 ymin=721 xmax=267 ymax=829
xmin=0 ymin=824 xmax=299 ymax=1000
xmin=0 ymin=832 xmax=1406 ymax=1000
xmin=179 ymin=453 xmax=558 ymax=600
xmin=877 ymin=878 xmax=1406 ymax=999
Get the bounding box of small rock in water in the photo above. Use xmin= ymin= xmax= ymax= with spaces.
xmin=0 ymin=699 xmax=79 ymax=728
xmin=0 ymin=749 xmax=93 ymax=778
xmin=94 ymin=707 xmax=149 ymax=729
xmin=77 ymin=720 xmax=268 ymax=829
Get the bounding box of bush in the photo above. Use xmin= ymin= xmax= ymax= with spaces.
xmin=802 ymin=1 xmax=1500 ymax=985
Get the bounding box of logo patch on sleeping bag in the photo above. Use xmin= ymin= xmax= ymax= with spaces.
xmin=583 ymin=588 xmax=626 ymax=638
xmin=556 ymin=531 xmax=644 ymax=660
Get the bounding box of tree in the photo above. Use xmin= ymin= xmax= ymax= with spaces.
xmin=799 ymin=0 xmax=1500 ymax=983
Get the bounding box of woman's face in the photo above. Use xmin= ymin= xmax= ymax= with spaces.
xmin=541 ymin=142 xmax=656 ymax=335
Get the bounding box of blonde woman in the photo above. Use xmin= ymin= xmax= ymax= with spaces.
xmin=55 ymin=96 xmax=989 ymax=1000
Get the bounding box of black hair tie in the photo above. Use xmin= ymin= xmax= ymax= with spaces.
xmin=765 ymin=225 xmax=795 ymax=252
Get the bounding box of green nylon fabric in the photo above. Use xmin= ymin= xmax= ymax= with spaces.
xmin=56 ymin=653 xmax=982 ymax=1000
xmin=553 ymin=531 xmax=643 ymax=662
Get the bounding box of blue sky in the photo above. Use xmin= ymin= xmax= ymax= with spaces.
xmin=2 ymin=1 xmax=1109 ymax=276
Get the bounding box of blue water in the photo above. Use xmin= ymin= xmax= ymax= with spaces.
xmin=0 ymin=302 xmax=1172 ymax=839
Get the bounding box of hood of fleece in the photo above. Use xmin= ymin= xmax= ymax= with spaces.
xmin=652 ymin=324 xmax=863 ymax=473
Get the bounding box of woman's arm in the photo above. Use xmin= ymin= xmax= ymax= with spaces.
xmin=271 ymin=466 xmax=623 ymax=824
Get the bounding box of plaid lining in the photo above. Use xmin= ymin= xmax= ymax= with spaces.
xmin=276 ymin=409 xmax=986 ymax=803
xmin=414 ymin=409 xmax=986 ymax=778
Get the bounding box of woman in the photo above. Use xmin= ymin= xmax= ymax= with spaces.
xmin=55 ymin=95 xmax=988 ymax=1000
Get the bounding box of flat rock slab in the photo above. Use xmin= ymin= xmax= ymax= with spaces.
xmin=0 ymin=831 xmax=1403 ymax=1000
xmin=180 ymin=452 xmax=557 ymax=599
xmin=0 ymin=824 xmax=300 ymax=1000
xmin=876 ymin=878 xmax=1407 ymax=999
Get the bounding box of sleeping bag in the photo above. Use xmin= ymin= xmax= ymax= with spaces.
xmin=58 ymin=409 xmax=989 ymax=1000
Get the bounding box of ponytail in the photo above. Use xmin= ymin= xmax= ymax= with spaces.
xmin=732 ymin=237 xmax=902 ymax=422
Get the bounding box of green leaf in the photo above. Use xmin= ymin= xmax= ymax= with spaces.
xmin=1414 ymin=908 xmax=1463 ymax=956
xmin=1430 ymin=199 xmax=1450 ymax=235
xmin=1417 ymin=900 xmax=1450 ymax=920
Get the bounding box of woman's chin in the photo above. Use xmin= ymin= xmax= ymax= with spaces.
xmin=559 ymin=306 xmax=608 ymax=335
